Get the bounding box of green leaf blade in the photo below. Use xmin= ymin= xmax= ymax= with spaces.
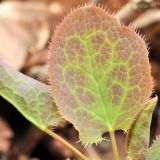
xmin=126 ymin=97 xmax=157 ymax=160
xmin=145 ymin=137 xmax=160 ymax=160
xmin=49 ymin=6 xmax=153 ymax=144
xmin=0 ymin=58 xmax=61 ymax=130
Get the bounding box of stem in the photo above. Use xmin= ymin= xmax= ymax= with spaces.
xmin=45 ymin=129 xmax=88 ymax=160
xmin=109 ymin=131 xmax=119 ymax=160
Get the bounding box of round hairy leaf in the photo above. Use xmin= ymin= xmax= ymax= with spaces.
xmin=48 ymin=6 xmax=153 ymax=144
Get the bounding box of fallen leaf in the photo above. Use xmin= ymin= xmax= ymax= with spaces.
xmin=0 ymin=117 xmax=14 ymax=152
xmin=0 ymin=1 xmax=50 ymax=69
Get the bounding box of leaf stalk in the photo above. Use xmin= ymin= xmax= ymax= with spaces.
xmin=109 ymin=131 xmax=119 ymax=160
xmin=46 ymin=129 xmax=88 ymax=160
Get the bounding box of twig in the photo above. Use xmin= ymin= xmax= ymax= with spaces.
xmin=132 ymin=9 xmax=160 ymax=28
xmin=116 ymin=0 xmax=158 ymax=24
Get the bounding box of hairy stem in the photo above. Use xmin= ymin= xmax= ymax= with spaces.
xmin=45 ymin=129 xmax=88 ymax=160
xmin=109 ymin=131 xmax=119 ymax=160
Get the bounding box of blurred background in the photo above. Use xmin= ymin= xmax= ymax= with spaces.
xmin=0 ymin=0 xmax=160 ymax=159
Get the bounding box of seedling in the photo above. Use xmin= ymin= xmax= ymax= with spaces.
xmin=0 ymin=5 xmax=159 ymax=160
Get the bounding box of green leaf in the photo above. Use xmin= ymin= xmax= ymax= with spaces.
xmin=48 ymin=6 xmax=153 ymax=144
xmin=145 ymin=137 xmax=160 ymax=160
xmin=126 ymin=97 xmax=157 ymax=160
xmin=0 ymin=58 xmax=61 ymax=131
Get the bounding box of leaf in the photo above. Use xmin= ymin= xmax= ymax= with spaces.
xmin=126 ymin=97 xmax=157 ymax=160
xmin=145 ymin=137 xmax=160 ymax=160
xmin=0 ymin=58 xmax=61 ymax=131
xmin=48 ymin=6 xmax=153 ymax=144
xmin=0 ymin=1 xmax=50 ymax=69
